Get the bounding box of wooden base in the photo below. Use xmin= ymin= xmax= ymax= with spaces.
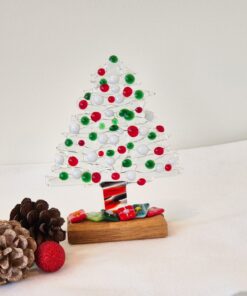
xmin=68 ymin=215 xmax=168 ymax=244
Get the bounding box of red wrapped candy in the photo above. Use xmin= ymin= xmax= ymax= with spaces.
xmin=68 ymin=209 xmax=87 ymax=223
xmin=147 ymin=207 xmax=164 ymax=217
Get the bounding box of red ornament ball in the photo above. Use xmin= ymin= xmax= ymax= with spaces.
xmin=68 ymin=156 xmax=78 ymax=166
xmin=91 ymin=111 xmax=101 ymax=122
xmin=127 ymin=125 xmax=139 ymax=137
xmin=122 ymin=87 xmax=133 ymax=97
xmin=100 ymin=84 xmax=109 ymax=92
xmin=79 ymin=100 xmax=88 ymax=110
xmin=137 ymin=178 xmax=146 ymax=186
xmin=108 ymin=96 xmax=115 ymax=103
xmin=156 ymin=125 xmax=165 ymax=133
xmin=165 ymin=164 xmax=172 ymax=171
xmin=78 ymin=139 xmax=85 ymax=146
xmin=92 ymin=172 xmax=101 ymax=183
xmin=154 ymin=147 xmax=164 ymax=155
xmin=117 ymin=146 xmax=126 ymax=154
xmin=97 ymin=68 xmax=105 ymax=76
xmin=35 ymin=241 xmax=65 ymax=273
xmin=112 ymin=172 xmax=120 ymax=180
xmin=135 ymin=106 xmax=143 ymax=113
xmin=98 ymin=150 xmax=104 ymax=157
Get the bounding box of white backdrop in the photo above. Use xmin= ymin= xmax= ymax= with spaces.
xmin=0 ymin=0 xmax=247 ymax=165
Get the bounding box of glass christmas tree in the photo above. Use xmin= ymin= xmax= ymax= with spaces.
xmin=47 ymin=55 xmax=178 ymax=210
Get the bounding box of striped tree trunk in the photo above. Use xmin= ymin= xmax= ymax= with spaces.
xmin=100 ymin=181 xmax=127 ymax=210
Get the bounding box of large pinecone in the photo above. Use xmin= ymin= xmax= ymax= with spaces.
xmin=0 ymin=220 xmax=37 ymax=285
xmin=10 ymin=198 xmax=66 ymax=245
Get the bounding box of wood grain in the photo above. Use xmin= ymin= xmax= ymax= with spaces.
xmin=68 ymin=215 xmax=168 ymax=244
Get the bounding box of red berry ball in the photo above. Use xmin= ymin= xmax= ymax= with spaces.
xmin=123 ymin=87 xmax=133 ymax=97
xmin=135 ymin=107 xmax=143 ymax=113
xmin=165 ymin=164 xmax=172 ymax=171
xmin=117 ymin=146 xmax=126 ymax=154
xmin=108 ymin=96 xmax=115 ymax=103
xmin=97 ymin=68 xmax=105 ymax=76
xmin=100 ymin=84 xmax=109 ymax=92
xmin=35 ymin=241 xmax=65 ymax=273
xmin=79 ymin=100 xmax=88 ymax=110
xmin=78 ymin=139 xmax=85 ymax=146
xmin=112 ymin=172 xmax=120 ymax=180
xmin=156 ymin=125 xmax=165 ymax=132
xmin=137 ymin=178 xmax=146 ymax=186
xmin=68 ymin=156 xmax=78 ymax=166
xmin=92 ymin=172 xmax=101 ymax=183
xmin=127 ymin=125 xmax=139 ymax=137
xmin=98 ymin=150 xmax=104 ymax=157
xmin=154 ymin=147 xmax=164 ymax=155
xmin=91 ymin=111 xmax=101 ymax=122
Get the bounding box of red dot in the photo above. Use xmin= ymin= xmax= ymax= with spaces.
xmin=165 ymin=164 xmax=172 ymax=171
xmin=100 ymin=84 xmax=109 ymax=92
xmin=78 ymin=140 xmax=85 ymax=146
xmin=108 ymin=96 xmax=115 ymax=103
xmin=117 ymin=146 xmax=126 ymax=154
xmin=156 ymin=125 xmax=165 ymax=132
xmin=154 ymin=147 xmax=164 ymax=155
xmin=97 ymin=68 xmax=105 ymax=76
xmin=92 ymin=172 xmax=101 ymax=183
xmin=137 ymin=178 xmax=146 ymax=186
xmin=91 ymin=111 xmax=101 ymax=122
xmin=68 ymin=156 xmax=78 ymax=167
xmin=112 ymin=172 xmax=120 ymax=180
xmin=127 ymin=125 xmax=139 ymax=137
xmin=122 ymin=87 xmax=133 ymax=97
xmin=98 ymin=150 xmax=104 ymax=157
xmin=79 ymin=100 xmax=88 ymax=110
xmin=135 ymin=107 xmax=143 ymax=113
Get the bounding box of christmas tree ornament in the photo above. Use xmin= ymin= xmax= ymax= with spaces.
xmin=147 ymin=207 xmax=165 ymax=217
xmin=117 ymin=206 xmax=136 ymax=221
xmin=35 ymin=241 xmax=65 ymax=273
xmin=87 ymin=212 xmax=104 ymax=222
xmin=0 ymin=220 xmax=37 ymax=285
xmin=48 ymin=55 xmax=178 ymax=244
xmin=9 ymin=198 xmax=66 ymax=245
xmin=133 ymin=203 xmax=150 ymax=218
xmin=68 ymin=210 xmax=87 ymax=223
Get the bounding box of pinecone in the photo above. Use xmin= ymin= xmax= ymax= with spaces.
xmin=0 ymin=220 xmax=37 ymax=285
xmin=10 ymin=198 xmax=66 ymax=245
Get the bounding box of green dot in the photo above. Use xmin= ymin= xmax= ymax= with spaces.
xmin=84 ymin=92 xmax=91 ymax=100
xmin=81 ymin=171 xmax=91 ymax=183
xmin=109 ymin=125 xmax=119 ymax=131
xmin=124 ymin=110 xmax=135 ymax=121
xmin=81 ymin=116 xmax=90 ymax=125
xmin=99 ymin=122 xmax=105 ymax=130
xmin=135 ymin=90 xmax=144 ymax=100
xmin=65 ymin=138 xmax=73 ymax=147
xmin=112 ymin=118 xmax=118 ymax=125
xmin=106 ymin=149 xmax=115 ymax=157
xmin=148 ymin=132 xmax=157 ymax=140
xmin=122 ymin=158 xmax=132 ymax=168
xmin=145 ymin=160 xmax=155 ymax=169
xmin=119 ymin=109 xmax=128 ymax=117
xmin=125 ymin=74 xmax=135 ymax=84
xmin=100 ymin=78 xmax=107 ymax=85
xmin=89 ymin=132 xmax=97 ymax=141
xmin=127 ymin=142 xmax=134 ymax=150
xmin=59 ymin=172 xmax=69 ymax=181
xmin=109 ymin=55 xmax=118 ymax=63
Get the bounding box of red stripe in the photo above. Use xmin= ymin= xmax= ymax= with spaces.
xmin=103 ymin=185 xmax=126 ymax=199
xmin=105 ymin=200 xmax=120 ymax=210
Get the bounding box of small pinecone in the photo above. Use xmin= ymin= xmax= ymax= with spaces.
xmin=0 ymin=220 xmax=37 ymax=285
xmin=10 ymin=198 xmax=66 ymax=245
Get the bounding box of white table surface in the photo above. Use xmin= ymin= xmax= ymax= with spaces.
xmin=1 ymin=141 xmax=247 ymax=296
